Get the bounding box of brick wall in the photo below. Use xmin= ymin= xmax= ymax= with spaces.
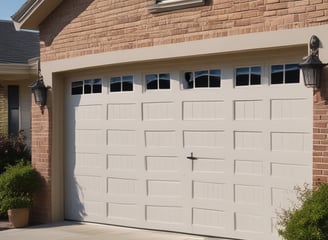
xmin=30 ymin=96 xmax=52 ymax=223
xmin=40 ymin=0 xmax=328 ymax=61
xmin=313 ymin=69 xmax=328 ymax=186
xmin=0 ymin=86 xmax=8 ymax=135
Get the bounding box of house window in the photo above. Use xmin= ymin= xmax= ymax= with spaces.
xmin=8 ymin=86 xmax=19 ymax=136
xmin=271 ymin=64 xmax=300 ymax=84
xmin=71 ymin=79 xmax=102 ymax=95
xmin=110 ymin=75 xmax=133 ymax=92
xmin=184 ymin=69 xmax=221 ymax=89
xmin=235 ymin=66 xmax=261 ymax=86
xmin=146 ymin=73 xmax=170 ymax=90
xmin=149 ymin=0 xmax=205 ymax=13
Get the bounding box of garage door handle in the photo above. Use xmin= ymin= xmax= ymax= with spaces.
xmin=187 ymin=152 xmax=197 ymax=160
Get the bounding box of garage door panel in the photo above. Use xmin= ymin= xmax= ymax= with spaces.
xmin=107 ymin=129 xmax=137 ymax=147
xmin=145 ymin=205 xmax=184 ymax=225
xmin=107 ymin=154 xmax=138 ymax=172
xmin=234 ymin=99 xmax=264 ymax=121
xmin=107 ymin=103 xmax=138 ymax=120
xmin=145 ymin=156 xmax=180 ymax=173
xmin=183 ymin=130 xmax=225 ymax=149
xmin=270 ymin=98 xmax=311 ymax=120
xmin=106 ymin=202 xmax=139 ymax=222
xmin=233 ymin=130 xmax=265 ymax=151
xmin=234 ymin=159 xmax=265 ymax=177
xmin=142 ymin=101 xmax=176 ymax=120
xmin=74 ymin=152 xmax=106 ymax=169
xmin=192 ymin=207 xmax=226 ymax=229
xmin=182 ymin=100 xmax=225 ymax=120
xmin=234 ymin=212 xmax=267 ymax=237
xmin=271 ymin=131 xmax=311 ymax=152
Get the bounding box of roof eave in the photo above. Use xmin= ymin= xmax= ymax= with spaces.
xmin=0 ymin=60 xmax=38 ymax=80
xmin=12 ymin=0 xmax=63 ymax=31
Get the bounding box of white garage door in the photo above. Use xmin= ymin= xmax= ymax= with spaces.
xmin=65 ymin=54 xmax=312 ymax=240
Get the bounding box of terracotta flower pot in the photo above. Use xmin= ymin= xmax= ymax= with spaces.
xmin=7 ymin=208 xmax=29 ymax=228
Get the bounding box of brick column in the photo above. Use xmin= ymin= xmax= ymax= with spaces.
xmin=313 ymin=70 xmax=328 ymax=186
xmin=0 ymin=85 xmax=8 ymax=135
xmin=31 ymin=94 xmax=52 ymax=223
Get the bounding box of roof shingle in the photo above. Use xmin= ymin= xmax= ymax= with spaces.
xmin=0 ymin=20 xmax=39 ymax=64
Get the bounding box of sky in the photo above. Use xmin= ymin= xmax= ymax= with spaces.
xmin=0 ymin=0 xmax=26 ymax=20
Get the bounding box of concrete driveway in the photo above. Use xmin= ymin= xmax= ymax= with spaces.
xmin=0 ymin=221 xmax=232 ymax=240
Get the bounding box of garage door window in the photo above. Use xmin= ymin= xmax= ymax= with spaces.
xmin=110 ymin=75 xmax=133 ymax=92
xmin=71 ymin=81 xmax=83 ymax=95
xmin=235 ymin=66 xmax=261 ymax=86
xmin=271 ymin=64 xmax=300 ymax=84
xmin=84 ymin=79 xmax=102 ymax=94
xmin=146 ymin=73 xmax=170 ymax=90
xmin=71 ymin=79 xmax=102 ymax=95
xmin=184 ymin=69 xmax=221 ymax=89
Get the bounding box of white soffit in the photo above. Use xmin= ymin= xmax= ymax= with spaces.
xmin=12 ymin=0 xmax=63 ymax=30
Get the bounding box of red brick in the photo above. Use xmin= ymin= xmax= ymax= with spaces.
xmin=38 ymin=1 xmax=328 ymax=62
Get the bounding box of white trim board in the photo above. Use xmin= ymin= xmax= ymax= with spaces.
xmin=42 ymin=24 xmax=328 ymax=84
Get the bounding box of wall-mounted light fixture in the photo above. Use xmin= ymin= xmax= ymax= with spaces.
xmin=29 ymin=61 xmax=49 ymax=113
xmin=299 ymin=35 xmax=327 ymax=89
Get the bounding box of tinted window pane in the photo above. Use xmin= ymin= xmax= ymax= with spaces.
xmin=159 ymin=73 xmax=170 ymax=89
xmin=122 ymin=75 xmax=133 ymax=91
xmin=146 ymin=74 xmax=158 ymax=90
xmin=110 ymin=77 xmax=121 ymax=92
xmin=236 ymin=67 xmax=249 ymax=86
xmin=93 ymin=79 xmax=102 ymax=93
xmin=209 ymin=69 xmax=221 ymax=88
xmin=72 ymin=81 xmax=83 ymax=95
xmin=195 ymin=70 xmax=209 ymax=88
xmin=184 ymin=72 xmax=193 ymax=88
xmin=84 ymin=80 xmax=92 ymax=94
xmin=271 ymin=65 xmax=284 ymax=84
xmin=285 ymin=64 xmax=300 ymax=84
xmin=250 ymin=66 xmax=261 ymax=85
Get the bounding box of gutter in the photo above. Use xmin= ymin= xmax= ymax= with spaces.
xmin=11 ymin=0 xmax=40 ymax=23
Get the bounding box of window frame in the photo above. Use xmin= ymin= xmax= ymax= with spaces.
xmin=149 ymin=0 xmax=205 ymax=13
xmin=145 ymin=73 xmax=171 ymax=91
xmin=270 ymin=63 xmax=300 ymax=85
xmin=71 ymin=78 xmax=102 ymax=96
xmin=109 ymin=75 xmax=134 ymax=93
xmin=234 ymin=66 xmax=262 ymax=87
xmin=183 ymin=69 xmax=221 ymax=89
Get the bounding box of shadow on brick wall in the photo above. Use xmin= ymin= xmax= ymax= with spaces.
xmin=40 ymin=0 xmax=95 ymax=46
xmin=320 ymin=67 xmax=328 ymax=102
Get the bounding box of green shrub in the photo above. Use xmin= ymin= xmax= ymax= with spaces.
xmin=0 ymin=131 xmax=31 ymax=174
xmin=277 ymin=184 xmax=328 ymax=240
xmin=0 ymin=162 xmax=39 ymax=215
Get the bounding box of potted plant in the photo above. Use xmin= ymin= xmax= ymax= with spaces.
xmin=0 ymin=162 xmax=39 ymax=227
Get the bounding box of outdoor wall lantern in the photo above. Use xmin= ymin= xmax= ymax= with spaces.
xmin=299 ymin=35 xmax=327 ymax=89
xmin=29 ymin=61 xmax=49 ymax=113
